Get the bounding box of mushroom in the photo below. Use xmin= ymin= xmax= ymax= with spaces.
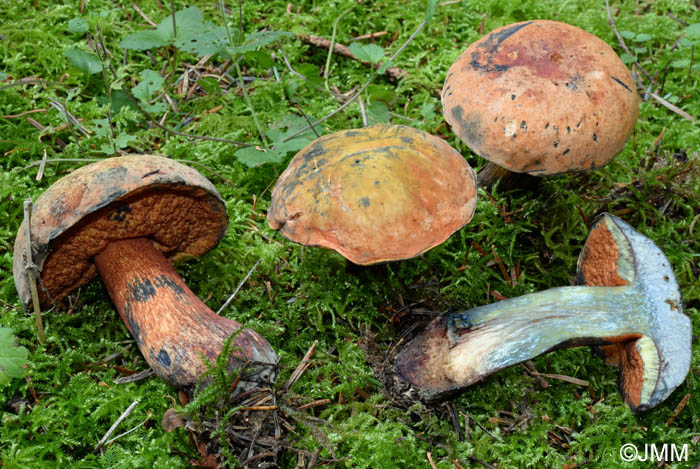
xmin=267 ymin=124 xmax=478 ymax=265
xmin=13 ymin=155 xmax=276 ymax=394
xmin=390 ymin=214 xmax=690 ymax=412
xmin=442 ymin=20 xmax=639 ymax=189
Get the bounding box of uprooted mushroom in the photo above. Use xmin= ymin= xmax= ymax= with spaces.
xmin=267 ymin=124 xmax=478 ymax=265
xmin=388 ymin=214 xmax=691 ymax=412
xmin=13 ymin=155 xmax=277 ymax=395
xmin=442 ymin=20 xmax=639 ymax=189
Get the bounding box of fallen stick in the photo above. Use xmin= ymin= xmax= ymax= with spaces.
xmin=297 ymin=34 xmax=407 ymax=80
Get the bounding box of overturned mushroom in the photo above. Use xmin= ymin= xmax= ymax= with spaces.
xmin=391 ymin=214 xmax=690 ymax=412
xmin=13 ymin=155 xmax=276 ymax=394
xmin=267 ymin=124 xmax=477 ymax=265
xmin=442 ymin=20 xmax=639 ymax=189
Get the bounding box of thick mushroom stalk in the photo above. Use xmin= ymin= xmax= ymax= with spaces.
xmin=13 ymin=155 xmax=277 ymax=395
xmin=393 ymin=214 xmax=690 ymax=412
xmin=94 ymin=238 xmax=276 ymax=393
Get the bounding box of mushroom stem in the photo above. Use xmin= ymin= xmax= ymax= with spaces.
xmin=392 ymin=214 xmax=690 ymax=411
xmin=396 ymin=284 xmax=647 ymax=400
xmin=476 ymin=162 xmax=540 ymax=190
xmin=94 ymin=238 xmax=276 ymax=394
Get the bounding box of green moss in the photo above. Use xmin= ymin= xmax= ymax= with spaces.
xmin=1 ymin=0 xmax=698 ymax=467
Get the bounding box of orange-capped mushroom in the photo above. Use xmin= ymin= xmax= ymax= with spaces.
xmin=442 ymin=20 xmax=639 ymax=188
xmin=13 ymin=155 xmax=276 ymax=395
xmin=267 ymin=124 xmax=477 ymax=265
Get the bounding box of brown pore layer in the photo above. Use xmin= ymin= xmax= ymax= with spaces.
xmin=37 ymin=186 xmax=227 ymax=307
xmin=12 ymin=155 xmax=228 ymax=311
xmin=577 ymin=218 xmax=642 ymax=407
xmin=577 ymin=220 xmax=627 ymax=287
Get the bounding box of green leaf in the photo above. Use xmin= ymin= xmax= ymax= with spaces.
xmin=64 ymin=48 xmax=102 ymax=75
xmin=92 ymin=118 xmax=111 ymax=137
xmin=0 ymin=327 xmax=28 ymax=386
xmin=424 ymin=0 xmax=438 ymax=23
xmin=244 ymin=30 xmax=292 ymax=49
xmin=173 ymin=26 xmax=228 ymax=57
xmin=349 ymin=43 xmax=385 ymax=64
xmin=685 ymin=23 xmax=700 ymax=42
xmin=235 ymin=147 xmax=284 ymax=167
xmin=670 ymin=59 xmax=690 ymax=69
xmin=119 ymin=30 xmax=170 ymax=50
xmin=367 ymin=85 xmax=397 ymax=105
xmin=634 ymin=33 xmax=652 ymax=42
xmin=67 ymin=17 xmax=89 ymax=34
xmin=377 ymin=60 xmax=394 ymax=75
xmin=366 ymin=100 xmax=389 ymax=124
xmin=632 ymin=46 xmax=647 ymax=54
xmin=156 ymin=6 xmax=205 ymax=39
xmin=679 ymin=37 xmax=695 ymax=48
xmin=132 ymin=69 xmax=164 ymax=102
xmin=420 ymin=102 xmax=436 ymax=120
xmin=197 ymin=76 xmax=222 ymax=96
xmin=619 ymin=53 xmax=635 ymax=64
xmin=114 ymin=133 xmax=137 ymax=149
xmin=619 ymin=30 xmax=636 ymax=40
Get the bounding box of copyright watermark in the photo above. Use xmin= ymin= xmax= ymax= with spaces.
xmin=619 ymin=443 xmax=689 ymax=462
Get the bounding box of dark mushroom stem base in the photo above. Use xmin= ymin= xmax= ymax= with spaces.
xmin=476 ymin=162 xmax=541 ymax=191
xmin=94 ymin=237 xmax=277 ymax=394
xmin=391 ymin=214 xmax=690 ymax=412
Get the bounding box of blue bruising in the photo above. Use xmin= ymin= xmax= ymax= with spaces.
xmin=359 ymin=197 xmax=370 ymax=208
xmin=469 ymin=22 xmax=533 ymax=73
xmin=157 ymin=349 xmax=171 ymax=368
xmin=129 ymin=277 xmax=156 ymax=302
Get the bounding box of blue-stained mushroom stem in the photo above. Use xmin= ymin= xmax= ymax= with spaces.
xmin=393 ymin=214 xmax=691 ymax=412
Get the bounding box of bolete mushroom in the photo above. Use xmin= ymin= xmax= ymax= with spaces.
xmin=442 ymin=20 xmax=639 ymax=189
xmin=391 ymin=214 xmax=690 ymax=412
xmin=267 ymin=124 xmax=478 ymax=265
xmin=13 ymin=155 xmax=276 ymax=394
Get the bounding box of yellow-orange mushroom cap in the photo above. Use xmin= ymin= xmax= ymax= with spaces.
xmin=267 ymin=125 xmax=477 ymax=265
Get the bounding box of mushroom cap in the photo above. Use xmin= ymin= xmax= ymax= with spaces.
xmin=576 ymin=214 xmax=691 ymax=411
xmin=267 ymin=124 xmax=477 ymax=265
xmin=13 ymin=155 xmax=228 ymax=311
xmin=442 ymin=20 xmax=639 ymax=176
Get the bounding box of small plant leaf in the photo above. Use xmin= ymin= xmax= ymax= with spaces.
xmin=235 ymin=147 xmax=284 ymax=167
xmin=349 ymin=43 xmax=385 ymax=64
xmin=425 ymin=0 xmax=438 ymax=23
xmin=173 ymin=26 xmax=228 ymax=56
xmin=67 ymin=17 xmax=89 ymax=34
xmin=119 ymin=30 xmax=170 ymax=50
xmin=420 ymin=102 xmax=436 ymax=120
xmin=685 ymin=23 xmax=700 ymax=42
xmin=64 ymin=48 xmax=102 ymax=75
xmin=376 ymin=60 xmax=394 ymax=75
xmin=620 ymin=53 xmax=635 ymax=64
xmin=156 ymin=6 xmax=205 ymax=39
xmin=619 ymin=30 xmax=636 ymax=40
xmin=366 ymin=100 xmax=389 ymax=124
xmin=132 ymin=69 xmax=164 ymax=102
xmin=196 ymin=77 xmax=222 ymax=96
xmin=634 ymin=33 xmax=652 ymax=42
xmin=670 ymin=59 xmax=690 ymax=68
xmin=0 ymin=327 xmax=28 ymax=386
